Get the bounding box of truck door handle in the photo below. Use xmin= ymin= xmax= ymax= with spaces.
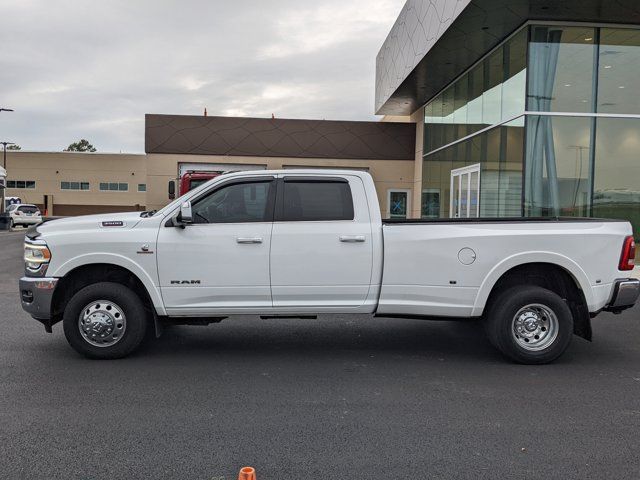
xmin=339 ymin=235 xmax=366 ymax=243
xmin=236 ymin=237 xmax=263 ymax=244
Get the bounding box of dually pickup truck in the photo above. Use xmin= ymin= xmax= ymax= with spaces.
xmin=20 ymin=170 xmax=640 ymax=363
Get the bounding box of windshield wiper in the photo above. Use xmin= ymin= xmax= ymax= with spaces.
xmin=139 ymin=210 xmax=157 ymax=218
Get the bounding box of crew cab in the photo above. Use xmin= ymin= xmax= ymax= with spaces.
xmin=19 ymin=170 xmax=640 ymax=363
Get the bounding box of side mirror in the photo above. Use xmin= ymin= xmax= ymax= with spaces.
xmin=168 ymin=180 xmax=176 ymax=200
xmin=179 ymin=201 xmax=193 ymax=224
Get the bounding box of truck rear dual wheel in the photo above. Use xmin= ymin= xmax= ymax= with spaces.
xmin=485 ymin=286 xmax=573 ymax=364
xmin=63 ymin=282 xmax=148 ymax=359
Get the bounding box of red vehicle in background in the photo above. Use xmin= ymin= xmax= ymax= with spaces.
xmin=168 ymin=170 xmax=224 ymax=199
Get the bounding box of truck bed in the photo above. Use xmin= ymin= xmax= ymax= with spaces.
xmin=377 ymin=218 xmax=632 ymax=318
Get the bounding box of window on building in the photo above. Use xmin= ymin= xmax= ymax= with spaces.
xmin=192 ymin=180 xmax=273 ymax=223
xmin=527 ymin=26 xmax=596 ymax=113
xmin=598 ymin=28 xmax=640 ymax=114
xmin=387 ymin=190 xmax=410 ymax=219
xmin=137 ymin=183 xmax=146 ymax=192
xmin=100 ymin=182 xmax=128 ymax=191
xmin=423 ymin=118 xmax=524 ymax=218
xmin=450 ymin=165 xmax=481 ymax=218
xmin=6 ymin=180 xmax=36 ymax=189
xmin=281 ymin=180 xmax=354 ymax=221
xmin=421 ymin=189 xmax=441 ymax=219
xmin=524 ymin=116 xmax=593 ymax=217
xmin=483 ymin=46 xmax=504 ymax=126
xmin=421 ymin=23 xmax=640 ymax=231
xmin=424 ymin=27 xmax=528 ymax=155
xmin=502 ymin=28 xmax=528 ymax=119
xmin=593 ymin=118 xmax=640 ymax=240
xmin=61 ymin=181 xmax=90 ymax=190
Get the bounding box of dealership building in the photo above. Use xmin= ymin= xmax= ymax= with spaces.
xmin=376 ymin=0 xmax=640 ymax=234
xmin=4 ymin=0 xmax=640 ymax=237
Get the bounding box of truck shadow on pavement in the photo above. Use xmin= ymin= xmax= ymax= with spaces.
xmin=134 ymin=315 xmax=600 ymax=364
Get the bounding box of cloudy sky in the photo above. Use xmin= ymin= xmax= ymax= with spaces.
xmin=0 ymin=0 xmax=404 ymax=153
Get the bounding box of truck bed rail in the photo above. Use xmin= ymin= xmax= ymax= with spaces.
xmin=382 ymin=217 xmax=623 ymax=225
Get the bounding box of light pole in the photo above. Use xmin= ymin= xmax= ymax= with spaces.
xmin=0 ymin=140 xmax=14 ymax=216
xmin=1 ymin=141 xmax=15 ymax=169
xmin=0 ymin=109 xmax=13 ymax=220
xmin=0 ymin=108 xmax=14 ymax=168
xmin=0 ymin=142 xmax=12 ymax=217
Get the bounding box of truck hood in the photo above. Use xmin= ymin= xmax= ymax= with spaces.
xmin=36 ymin=211 xmax=144 ymax=235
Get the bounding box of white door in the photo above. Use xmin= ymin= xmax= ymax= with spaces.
xmin=450 ymin=164 xmax=480 ymax=218
xmin=269 ymin=175 xmax=373 ymax=310
xmin=157 ymin=177 xmax=276 ymax=315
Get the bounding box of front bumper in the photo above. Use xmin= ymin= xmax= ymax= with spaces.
xmin=605 ymin=278 xmax=640 ymax=312
xmin=19 ymin=277 xmax=58 ymax=322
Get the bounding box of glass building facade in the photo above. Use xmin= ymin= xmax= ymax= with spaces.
xmin=422 ymin=23 xmax=640 ymax=240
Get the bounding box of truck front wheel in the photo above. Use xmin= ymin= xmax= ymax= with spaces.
xmin=485 ymin=285 xmax=573 ymax=364
xmin=63 ymin=282 xmax=148 ymax=359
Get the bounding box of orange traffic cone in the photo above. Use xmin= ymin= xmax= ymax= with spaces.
xmin=238 ymin=466 xmax=256 ymax=480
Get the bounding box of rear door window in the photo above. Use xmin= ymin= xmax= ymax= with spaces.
xmin=280 ymin=179 xmax=354 ymax=221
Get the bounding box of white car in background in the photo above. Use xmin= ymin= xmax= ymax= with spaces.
xmin=8 ymin=204 xmax=42 ymax=228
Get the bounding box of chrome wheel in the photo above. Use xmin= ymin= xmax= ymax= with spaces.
xmin=511 ymin=303 xmax=559 ymax=352
xmin=78 ymin=300 xmax=127 ymax=348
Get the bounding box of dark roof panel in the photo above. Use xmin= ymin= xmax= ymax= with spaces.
xmin=145 ymin=114 xmax=416 ymax=161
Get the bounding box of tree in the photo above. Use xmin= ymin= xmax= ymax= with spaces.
xmin=64 ymin=139 xmax=96 ymax=152
xmin=6 ymin=144 xmax=20 ymax=150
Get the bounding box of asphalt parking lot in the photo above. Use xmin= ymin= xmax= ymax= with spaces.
xmin=1 ymin=230 xmax=639 ymax=479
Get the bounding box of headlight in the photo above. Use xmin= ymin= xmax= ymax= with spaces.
xmin=24 ymin=242 xmax=51 ymax=274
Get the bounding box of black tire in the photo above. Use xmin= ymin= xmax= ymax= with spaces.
xmin=63 ymin=282 xmax=148 ymax=359
xmin=485 ymin=285 xmax=573 ymax=364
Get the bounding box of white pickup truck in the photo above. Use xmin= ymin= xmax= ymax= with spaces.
xmin=20 ymin=170 xmax=639 ymax=363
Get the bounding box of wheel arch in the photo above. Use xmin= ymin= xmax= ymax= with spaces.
xmin=51 ymin=262 xmax=163 ymax=331
xmin=51 ymin=254 xmax=164 ymax=315
xmin=474 ymin=255 xmax=592 ymax=341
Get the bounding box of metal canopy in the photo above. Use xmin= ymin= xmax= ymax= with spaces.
xmin=375 ymin=0 xmax=640 ymax=115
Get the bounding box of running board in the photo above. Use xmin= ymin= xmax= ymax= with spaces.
xmin=260 ymin=315 xmax=317 ymax=320
xmin=162 ymin=316 xmax=227 ymax=326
